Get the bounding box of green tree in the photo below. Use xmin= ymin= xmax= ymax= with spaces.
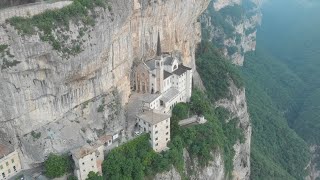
xmin=86 ymin=172 xmax=103 ymax=180
xmin=67 ymin=175 xmax=78 ymax=180
xmin=44 ymin=154 xmax=71 ymax=178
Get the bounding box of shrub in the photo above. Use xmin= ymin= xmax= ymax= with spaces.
xmin=44 ymin=154 xmax=71 ymax=178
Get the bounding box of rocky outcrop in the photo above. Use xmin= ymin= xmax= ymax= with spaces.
xmin=201 ymin=0 xmax=262 ymax=65
xmin=213 ymin=0 xmax=241 ymax=11
xmin=155 ymin=149 xmax=225 ymax=180
xmin=0 ymin=0 xmax=209 ymax=166
xmin=216 ymin=82 xmax=251 ymax=180
xmin=306 ymin=145 xmax=320 ymax=180
xmin=0 ymin=1 xmax=72 ymax=23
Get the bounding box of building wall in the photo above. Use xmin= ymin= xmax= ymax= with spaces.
xmin=0 ymin=151 xmax=22 ymax=180
xmin=162 ymin=77 xmax=172 ymax=93
xmin=135 ymin=65 xmax=150 ymax=93
xmin=74 ymin=152 xmax=99 ymax=180
xmin=137 ymin=117 xmax=170 ymax=152
xmin=151 ymin=118 xmax=170 ymax=152
xmin=186 ymin=69 xmax=193 ymax=102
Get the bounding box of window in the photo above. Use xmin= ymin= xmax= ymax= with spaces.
xmin=91 ymin=158 xmax=93 ymax=161
xmin=156 ymin=143 xmax=158 ymax=146
xmin=155 ymin=131 xmax=158 ymax=134
xmin=82 ymin=162 xmax=85 ymax=165
xmin=6 ymin=162 xmax=9 ymax=166
xmin=166 ymin=138 xmax=168 ymax=141
xmin=8 ymin=169 xmax=11 ymax=174
xmin=2 ymin=173 xmax=5 ymax=178
xmin=166 ymin=132 xmax=169 ymax=135
xmin=11 ymin=159 xmax=14 ymax=163
xmin=166 ymin=126 xmax=169 ymax=129
xmin=0 ymin=165 xmax=3 ymax=169
xmin=13 ymin=166 xmax=16 ymax=171
xmin=83 ymin=170 xmax=86 ymax=172
xmin=155 ymin=125 xmax=157 ymax=128
xmin=155 ymin=137 xmax=158 ymax=141
xmin=92 ymin=166 xmax=94 ymax=168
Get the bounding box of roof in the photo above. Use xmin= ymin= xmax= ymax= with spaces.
xmin=0 ymin=142 xmax=14 ymax=159
xmin=71 ymin=144 xmax=97 ymax=159
xmin=163 ymin=70 xmax=172 ymax=80
xmin=137 ymin=111 xmax=171 ymax=125
xmin=172 ymin=64 xmax=191 ymax=76
xmin=164 ymin=57 xmax=174 ymax=65
xmin=143 ymin=93 xmax=161 ymax=103
xmin=98 ymin=135 xmax=112 ymax=144
xmin=145 ymin=59 xmax=156 ymax=70
xmin=160 ymin=88 xmax=180 ymax=103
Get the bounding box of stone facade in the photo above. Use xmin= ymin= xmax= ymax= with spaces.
xmin=136 ymin=111 xmax=170 ymax=152
xmin=0 ymin=144 xmax=22 ymax=180
xmin=71 ymin=144 xmax=104 ymax=180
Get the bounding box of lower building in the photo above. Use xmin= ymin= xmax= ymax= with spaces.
xmin=71 ymin=144 xmax=104 ymax=180
xmin=0 ymin=143 xmax=22 ymax=180
xmin=136 ymin=110 xmax=171 ymax=152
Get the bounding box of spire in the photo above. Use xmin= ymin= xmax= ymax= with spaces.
xmin=156 ymin=32 xmax=161 ymax=56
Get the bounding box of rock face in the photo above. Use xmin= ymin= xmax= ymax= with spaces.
xmin=213 ymin=0 xmax=241 ymax=11
xmin=201 ymin=0 xmax=262 ymax=65
xmin=0 ymin=0 xmax=209 ymax=166
xmin=155 ymin=149 xmax=225 ymax=180
xmin=306 ymin=145 xmax=320 ymax=180
xmin=155 ymin=81 xmax=251 ymax=180
xmin=216 ymin=82 xmax=251 ymax=180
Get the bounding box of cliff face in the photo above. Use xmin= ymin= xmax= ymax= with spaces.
xmin=201 ymin=0 xmax=262 ymax=65
xmin=216 ymin=83 xmax=251 ymax=180
xmin=0 ymin=0 xmax=209 ymax=166
xmin=0 ymin=0 xmax=253 ymax=179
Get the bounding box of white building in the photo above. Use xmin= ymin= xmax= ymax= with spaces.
xmin=136 ymin=110 xmax=170 ymax=152
xmin=132 ymin=33 xmax=193 ymax=152
xmin=134 ymin=34 xmax=193 ymax=114
xmin=71 ymin=134 xmax=112 ymax=180
xmin=0 ymin=143 xmax=22 ymax=180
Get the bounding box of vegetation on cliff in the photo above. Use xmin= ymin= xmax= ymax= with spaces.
xmin=7 ymin=0 xmax=111 ymax=57
xmin=102 ymin=88 xmax=243 ymax=179
xmin=44 ymin=153 xmax=72 ymax=178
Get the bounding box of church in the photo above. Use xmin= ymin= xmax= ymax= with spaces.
xmin=133 ymin=33 xmax=193 ymax=114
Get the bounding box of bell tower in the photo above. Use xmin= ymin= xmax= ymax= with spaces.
xmin=155 ymin=32 xmax=164 ymax=93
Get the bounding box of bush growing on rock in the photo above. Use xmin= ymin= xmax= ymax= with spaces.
xmin=44 ymin=153 xmax=71 ymax=178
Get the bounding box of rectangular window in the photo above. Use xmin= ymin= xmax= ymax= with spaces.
xmin=155 ymin=125 xmax=157 ymax=128
xmin=166 ymin=138 xmax=168 ymax=141
xmin=155 ymin=137 xmax=158 ymax=141
xmin=155 ymin=131 xmax=158 ymax=134
xmin=11 ymin=159 xmax=14 ymax=163
xmin=156 ymin=143 xmax=158 ymax=146
xmin=166 ymin=126 xmax=169 ymax=129
xmin=6 ymin=162 xmax=9 ymax=166
xmin=166 ymin=132 xmax=169 ymax=135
